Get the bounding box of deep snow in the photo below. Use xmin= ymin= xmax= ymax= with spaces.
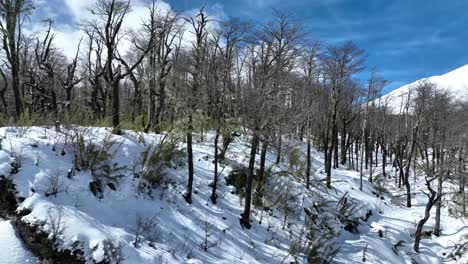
xmin=0 ymin=126 xmax=467 ymax=263
xmin=0 ymin=219 xmax=36 ymax=263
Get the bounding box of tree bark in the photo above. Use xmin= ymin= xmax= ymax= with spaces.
xmin=111 ymin=79 xmax=121 ymax=135
xmin=306 ymin=134 xmax=311 ymax=189
xmin=183 ymin=115 xmax=194 ymax=204
xmin=382 ymin=146 xmax=387 ymax=178
xmin=240 ymin=132 xmax=260 ymax=229
xmin=414 ymin=179 xmax=440 ymax=253
xmin=433 ymin=170 xmax=446 ymax=236
xmin=210 ymin=130 xmax=220 ymax=204
xmin=255 ymin=141 xmax=268 ymax=201
xmin=276 ymin=134 xmax=282 ymax=164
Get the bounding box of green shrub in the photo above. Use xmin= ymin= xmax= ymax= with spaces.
xmin=252 ymin=166 xmax=274 ymax=208
xmin=306 ymin=236 xmax=339 ymax=264
xmin=120 ymin=115 xmax=146 ymax=132
xmin=140 ymin=136 xmax=185 ymax=188
xmin=288 ymin=147 xmax=301 ymax=170
xmin=71 ymin=130 xmax=125 ymax=197
xmin=373 ymin=174 xmax=387 ymax=197
xmin=336 ymin=192 xmax=362 ymax=233
xmin=310 ymin=218 xmax=340 ymax=263
xmin=16 ymin=109 xmax=41 ymax=127
xmin=225 ymin=167 xmax=248 ymax=195
xmin=73 ymin=132 xmax=113 ymax=172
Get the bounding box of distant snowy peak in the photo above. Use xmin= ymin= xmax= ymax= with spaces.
xmin=380 ymin=64 xmax=468 ymax=113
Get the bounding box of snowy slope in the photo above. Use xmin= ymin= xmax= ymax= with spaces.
xmin=380 ymin=65 xmax=468 ymax=112
xmin=0 ymin=126 xmax=467 ymax=263
xmin=0 ymin=219 xmax=37 ymax=263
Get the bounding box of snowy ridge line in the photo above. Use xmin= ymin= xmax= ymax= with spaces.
xmin=379 ymin=64 xmax=468 ymax=113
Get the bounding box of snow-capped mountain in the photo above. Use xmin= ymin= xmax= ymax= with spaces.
xmin=380 ymin=64 xmax=468 ymax=112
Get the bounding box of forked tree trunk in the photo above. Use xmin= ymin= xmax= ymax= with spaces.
xmin=334 ymin=135 xmax=339 ymax=169
xmin=219 ymin=133 xmax=234 ymax=160
xmin=414 ymin=179 xmax=440 ymax=253
xmin=326 ymin=139 xmax=333 ymax=188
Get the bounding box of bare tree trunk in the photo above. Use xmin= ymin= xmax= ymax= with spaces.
xmin=145 ymin=84 xmax=156 ymax=132
xmin=340 ymin=129 xmax=347 ymax=165
xmin=306 ymin=133 xmax=311 ymax=189
xmin=210 ymin=129 xmax=220 ymax=204
xmin=355 ymin=139 xmax=359 ymax=171
xmin=382 ymin=146 xmax=387 ymax=178
xmin=184 ymin=115 xmax=194 ymax=204
xmin=360 ymin=138 xmax=365 ymax=191
xmin=398 ymin=167 xmax=403 ymax=189
xmin=155 ymin=77 xmax=167 ymax=133
xmin=349 ymin=139 xmax=354 ymax=170
xmin=405 ymin=179 xmax=411 ymax=208
xmin=255 ymin=141 xmax=268 ymax=202
xmin=240 ymin=132 xmax=260 ymax=229
xmin=365 ymin=138 xmax=369 ymax=170
xmin=111 ymin=79 xmax=121 ymax=135
xmin=433 ymin=170 xmax=447 ymax=236
xmin=0 ymin=0 xmax=27 ymax=120
xmin=276 ymin=133 xmax=282 ymax=164
xmin=368 ymin=149 xmax=373 ymax=183
xmin=134 ymin=86 xmax=142 ymax=120
xmin=375 ymin=143 xmax=378 ymax=167
xmin=326 ymin=138 xmax=333 ymax=189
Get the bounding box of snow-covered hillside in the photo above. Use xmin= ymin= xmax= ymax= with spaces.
xmin=0 ymin=126 xmax=467 ymax=263
xmin=380 ymin=65 xmax=468 ymax=112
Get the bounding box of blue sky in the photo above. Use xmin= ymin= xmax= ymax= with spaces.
xmin=37 ymin=0 xmax=468 ymax=93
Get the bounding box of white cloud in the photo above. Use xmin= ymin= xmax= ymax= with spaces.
xmin=64 ymin=0 xmax=95 ymax=22
xmin=52 ymin=27 xmax=84 ymax=59
xmin=52 ymin=0 xmax=173 ymax=59
xmin=38 ymin=0 xmax=226 ymax=59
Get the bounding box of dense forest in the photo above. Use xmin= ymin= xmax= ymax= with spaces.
xmin=0 ymin=0 xmax=467 ymax=263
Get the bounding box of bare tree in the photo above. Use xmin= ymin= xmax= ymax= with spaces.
xmin=300 ymin=42 xmax=321 ymax=189
xmin=147 ymin=3 xmax=182 ymax=133
xmin=240 ymin=10 xmax=303 ymax=228
xmin=0 ymin=0 xmax=33 ymax=119
xmin=83 ymin=0 xmax=153 ymax=134
xmin=209 ymin=18 xmax=248 ymax=204
xmin=322 ymin=42 xmax=365 ymax=188
xmin=359 ymin=70 xmax=387 ymax=190
xmin=47 ymin=205 xmax=67 ymax=247
xmin=61 ymin=37 xmax=83 ymax=113
xmin=182 ymin=7 xmax=209 ymax=204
